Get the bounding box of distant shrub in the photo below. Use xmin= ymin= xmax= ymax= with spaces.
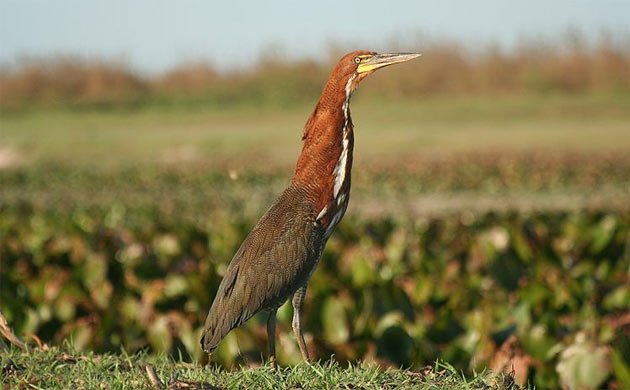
xmin=0 ymin=57 xmax=148 ymax=109
xmin=1 ymin=36 xmax=629 ymax=111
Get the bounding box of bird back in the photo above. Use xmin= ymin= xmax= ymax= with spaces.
xmin=201 ymin=185 xmax=325 ymax=353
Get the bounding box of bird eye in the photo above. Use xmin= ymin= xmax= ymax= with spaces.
xmin=353 ymin=57 xmax=361 ymax=64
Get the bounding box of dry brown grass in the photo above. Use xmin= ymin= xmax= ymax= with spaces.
xmin=362 ymin=39 xmax=630 ymax=98
xmin=1 ymin=37 xmax=629 ymax=110
xmin=154 ymin=62 xmax=218 ymax=96
xmin=0 ymin=57 xmax=148 ymax=109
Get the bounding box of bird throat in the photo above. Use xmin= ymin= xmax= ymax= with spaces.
xmin=293 ymin=74 xmax=356 ymax=238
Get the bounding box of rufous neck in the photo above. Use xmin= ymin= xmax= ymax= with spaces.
xmin=291 ymin=75 xmax=355 ymax=209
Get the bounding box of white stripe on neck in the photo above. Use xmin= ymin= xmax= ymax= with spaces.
xmin=332 ymin=75 xmax=354 ymax=199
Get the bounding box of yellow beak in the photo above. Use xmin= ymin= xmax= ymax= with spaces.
xmin=357 ymin=52 xmax=421 ymax=74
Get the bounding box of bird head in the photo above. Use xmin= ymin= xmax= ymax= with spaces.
xmin=334 ymin=50 xmax=421 ymax=93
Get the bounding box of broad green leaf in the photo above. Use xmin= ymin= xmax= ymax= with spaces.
xmin=147 ymin=315 xmax=171 ymax=353
xmin=590 ymin=215 xmax=617 ymax=254
xmin=84 ymin=253 xmax=107 ymax=289
xmin=556 ymin=335 xmax=611 ymax=390
xmin=322 ymin=297 xmax=349 ymax=345
xmin=612 ymin=349 xmax=630 ymax=389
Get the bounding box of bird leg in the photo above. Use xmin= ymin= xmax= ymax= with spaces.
xmin=267 ymin=309 xmax=278 ymax=369
xmin=291 ymin=285 xmax=310 ymax=361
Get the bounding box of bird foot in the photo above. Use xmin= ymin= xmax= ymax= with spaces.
xmin=269 ymin=356 xmax=278 ymax=371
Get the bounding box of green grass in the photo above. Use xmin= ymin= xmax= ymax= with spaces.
xmin=4 ymin=92 xmax=629 ymax=217
xmin=1 ymin=346 xmax=523 ymax=389
xmin=2 ymin=93 xmax=630 ymax=170
xmin=2 ymin=92 xmax=629 ymax=388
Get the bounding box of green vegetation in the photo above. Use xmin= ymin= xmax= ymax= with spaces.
xmin=3 ymin=346 xmax=524 ymax=389
xmin=2 ymin=93 xmax=630 ymax=170
xmin=2 ymin=158 xmax=629 ymax=388
xmin=1 ymin=42 xmax=630 ymax=388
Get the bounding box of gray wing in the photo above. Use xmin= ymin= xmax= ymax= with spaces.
xmin=201 ymin=186 xmax=324 ymax=353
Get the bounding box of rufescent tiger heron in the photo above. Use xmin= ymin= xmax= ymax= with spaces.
xmin=201 ymin=50 xmax=421 ymax=367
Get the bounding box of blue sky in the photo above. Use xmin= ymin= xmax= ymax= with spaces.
xmin=1 ymin=0 xmax=628 ymax=73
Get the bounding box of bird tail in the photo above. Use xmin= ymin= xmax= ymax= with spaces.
xmin=200 ymin=308 xmax=227 ymax=353
xmin=200 ymin=263 xmax=249 ymax=354
xmin=200 ymin=299 xmax=240 ymax=354
xmin=200 ymin=327 xmax=220 ymax=354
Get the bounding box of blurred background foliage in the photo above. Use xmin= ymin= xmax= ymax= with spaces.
xmin=1 ymin=161 xmax=629 ymax=389
xmin=1 ymin=35 xmax=630 ymax=112
xmin=1 ymin=35 xmax=630 ymax=389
